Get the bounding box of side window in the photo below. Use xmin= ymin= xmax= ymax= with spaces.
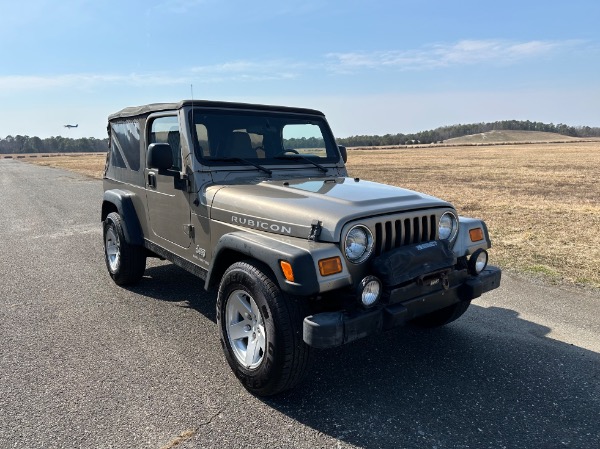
xmin=110 ymin=120 xmax=140 ymax=170
xmin=149 ymin=116 xmax=181 ymax=170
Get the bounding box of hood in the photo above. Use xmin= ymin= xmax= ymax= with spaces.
xmin=208 ymin=177 xmax=452 ymax=241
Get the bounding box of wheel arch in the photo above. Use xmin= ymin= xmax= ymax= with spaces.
xmin=102 ymin=189 xmax=144 ymax=245
xmin=205 ymin=232 xmax=320 ymax=296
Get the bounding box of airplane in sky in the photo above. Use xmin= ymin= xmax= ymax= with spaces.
xmin=64 ymin=124 xmax=78 ymax=129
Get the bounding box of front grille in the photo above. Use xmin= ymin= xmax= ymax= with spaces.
xmin=373 ymin=214 xmax=438 ymax=256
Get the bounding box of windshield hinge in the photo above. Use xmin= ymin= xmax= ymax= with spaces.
xmin=308 ymin=220 xmax=322 ymax=241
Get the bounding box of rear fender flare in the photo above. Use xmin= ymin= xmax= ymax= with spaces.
xmin=101 ymin=190 xmax=144 ymax=245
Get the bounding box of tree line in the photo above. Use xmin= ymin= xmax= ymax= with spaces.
xmin=2 ymin=120 xmax=599 ymax=154
xmin=0 ymin=135 xmax=108 ymax=154
xmin=336 ymin=120 xmax=600 ymax=147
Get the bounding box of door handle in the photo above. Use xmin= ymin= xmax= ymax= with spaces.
xmin=148 ymin=172 xmax=157 ymax=188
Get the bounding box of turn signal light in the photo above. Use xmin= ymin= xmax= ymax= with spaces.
xmin=469 ymin=228 xmax=484 ymax=242
xmin=318 ymin=257 xmax=342 ymax=276
xmin=280 ymin=261 xmax=295 ymax=282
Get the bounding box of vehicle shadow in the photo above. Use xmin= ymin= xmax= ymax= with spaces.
xmin=262 ymin=305 xmax=600 ymax=448
xmin=123 ymin=262 xmax=217 ymax=322
xmin=123 ymin=263 xmax=599 ymax=447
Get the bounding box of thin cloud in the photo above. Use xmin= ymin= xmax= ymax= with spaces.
xmin=0 ymin=73 xmax=190 ymax=92
xmin=190 ymin=60 xmax=301 ymax=82
xmin=0 ymin=62 xmax=300 ymax=93
xmin=327 ymin=39 xmax=583 ymax=72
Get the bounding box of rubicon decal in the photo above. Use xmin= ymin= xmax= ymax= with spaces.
xmin=231 ymin=215 xmax=293 ymax=235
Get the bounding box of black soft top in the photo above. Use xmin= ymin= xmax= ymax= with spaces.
xmin=108 ymin=100 xmax=325 ymax=120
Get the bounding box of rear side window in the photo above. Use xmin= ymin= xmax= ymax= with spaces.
xmin=110 ymin=120 xmax=140 ymax=171
xmin=149 ymin=116 xmax=181 ymax=170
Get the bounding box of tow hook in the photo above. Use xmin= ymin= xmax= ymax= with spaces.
xmin=417 ymin=269 xmax=451 ymax=290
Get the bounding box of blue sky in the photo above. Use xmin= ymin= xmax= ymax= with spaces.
xmin=1 ymin=0 xmax=599 ymax=139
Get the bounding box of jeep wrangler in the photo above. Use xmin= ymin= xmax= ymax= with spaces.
xmin=102 ymin=100 xmax=501 ymax=396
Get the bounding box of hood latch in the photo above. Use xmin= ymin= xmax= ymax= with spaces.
xmin=308 ymin=220 xmax=322 ymax=241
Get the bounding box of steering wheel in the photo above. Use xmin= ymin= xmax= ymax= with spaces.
xmin=274 ymin=149 xmax=300 ymax=156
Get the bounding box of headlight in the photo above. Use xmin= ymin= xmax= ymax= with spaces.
xmin=438 ymin=212 xmax=458 ymax=242
xmin=344 ymin=225 xmax=374 ymax=263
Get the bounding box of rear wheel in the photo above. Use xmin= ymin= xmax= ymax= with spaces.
xmin=412 ymin=300 xmax=471 ymax=328
xmin=217 ymin=260 xmax=311 ymax=396
xmin=103 ymin=212 xmax=146 ymax=285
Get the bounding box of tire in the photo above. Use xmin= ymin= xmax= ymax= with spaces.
xmin=216 ymin=260 xmax=311 ymax=396
xmin=103 ymin=212 xmax=146 ymax=285
xmin=412 ymin=300 xmax=471 ymax=328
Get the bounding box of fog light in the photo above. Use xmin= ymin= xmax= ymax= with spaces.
xmin=468 ymin=249 xmax=488 ymax=275
xmin=358 ymin=276 xmax=381 ymax=308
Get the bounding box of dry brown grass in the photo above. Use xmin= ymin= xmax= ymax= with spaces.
xmin=25 ymin=153 xmax=106 ymax=179
xmin=22 ymin=142 xmax=600 ymax=288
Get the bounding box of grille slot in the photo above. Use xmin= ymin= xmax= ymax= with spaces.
xmin=373 ymin=213 xmax=438 ymax=255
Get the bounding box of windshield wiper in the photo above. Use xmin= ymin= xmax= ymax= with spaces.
xmin=274 ymin=154 xmax=328 ymax=173
xmin=205 ymin=157 xmax=272 ymax=175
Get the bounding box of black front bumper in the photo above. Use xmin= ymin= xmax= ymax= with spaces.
xmin=303 ymin=266 xmax=501 ymax=348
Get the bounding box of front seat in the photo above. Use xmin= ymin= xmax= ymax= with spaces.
xmin=222 ymin=131 xmax=256 ymax=159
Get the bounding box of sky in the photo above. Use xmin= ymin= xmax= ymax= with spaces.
xmin=1 ymin=0 xmax=599 ymax=139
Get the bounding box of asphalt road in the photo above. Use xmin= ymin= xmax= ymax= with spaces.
xmin=1 ymin=159 xmax=598 ymax=449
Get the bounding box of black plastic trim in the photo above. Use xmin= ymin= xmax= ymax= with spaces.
xmin=207 ymin=232 xmax=320 ymax=296
xmin=101 ymin=189 xmax=144 ymax=245
xmin=303 ymin=266 xmax=501 ymax=348
xmin=144 ymin=240 xmax=208 ymax=281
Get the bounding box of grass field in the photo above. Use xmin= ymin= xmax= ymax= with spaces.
xmin=22 ymin=141 xmax=600 ymax=288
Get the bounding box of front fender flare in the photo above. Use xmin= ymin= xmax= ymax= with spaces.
xmin=206 ymin=232 xmax=321 ymax=296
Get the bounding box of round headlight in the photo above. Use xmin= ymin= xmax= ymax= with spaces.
xmin=439 ymin=212 xmax=458 ymax=241
xmin=344 ymin=225 xmax=374 ymax=263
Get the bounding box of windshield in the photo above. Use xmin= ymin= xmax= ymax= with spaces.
xmin=190 ymin=109 xmax=339 ymax=165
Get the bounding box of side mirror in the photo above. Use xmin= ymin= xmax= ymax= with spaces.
xmin=338 ymin=145 xmax=347 ymax=163
xmin=147 ymin=143 xmax=173 ymax=170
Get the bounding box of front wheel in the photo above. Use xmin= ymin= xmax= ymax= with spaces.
xmin=103 ymin=212 xmax=146 ymax=285
xmin=216 ymin=260 xmax=311 ymax=396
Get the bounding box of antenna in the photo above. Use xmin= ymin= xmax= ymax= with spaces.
xmin=186 ymin=84 xmax=195 ymax=166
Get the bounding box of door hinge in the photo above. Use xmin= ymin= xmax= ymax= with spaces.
xmin=184 ymin=224 xmax=195 ymax=238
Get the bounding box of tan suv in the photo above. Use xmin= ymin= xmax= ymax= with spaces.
xmin=101 ymin=100 xmax=501 ymax=395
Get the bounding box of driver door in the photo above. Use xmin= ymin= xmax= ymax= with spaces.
xmin=145 ymin=114 xmax=192 ymax=249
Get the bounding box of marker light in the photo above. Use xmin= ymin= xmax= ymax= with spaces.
xmin=469 ymin=228 xmax=484 ymax=242
xmin=318 ymin=257 xmax=343 ymax=276
xmin=280 ymin=260 xmax=295 ymax=282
